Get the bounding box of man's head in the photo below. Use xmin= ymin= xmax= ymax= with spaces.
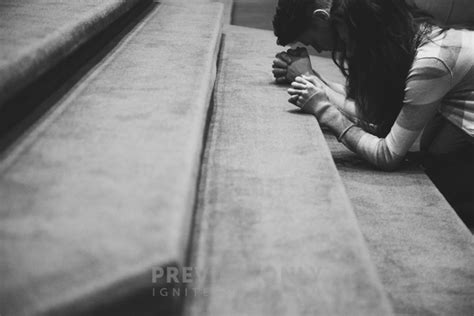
xmin=273 ymin=0 xmax=334 ymax=52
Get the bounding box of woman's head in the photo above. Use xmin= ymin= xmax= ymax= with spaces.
xmin=330 ymin=0 xmax=432 ymax=135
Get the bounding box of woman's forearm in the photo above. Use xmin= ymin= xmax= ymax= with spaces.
xmin=292 ymin=75 xmax=404 ymax=171
xmin=311 ymin=70 xmax=346 ymax=95
xmin=311 ymin=72 xmax=358 ymax=120
xmin=325 ymin=81 xmax=346 ymax=95
xmin=322 ymin=84 xmax=363 ymax=125
xmin=318 ymin=105 xmax=403 ymax=171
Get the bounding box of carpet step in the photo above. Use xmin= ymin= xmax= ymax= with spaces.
xmin=185 ymin=25 xmax=394 ymax=316
xmin=327 ymin=134 xmax=474 ymax=315
xmin=0 ymin=2 xmax=223 ymax=315
xmin=0 ymin=0 xmax=146 ymax=108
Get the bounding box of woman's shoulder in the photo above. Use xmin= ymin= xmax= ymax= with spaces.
xmin=415 ymin=27 xmax=473 ymax=72
xmin=409 ymin=0 xmax=474 ymax=27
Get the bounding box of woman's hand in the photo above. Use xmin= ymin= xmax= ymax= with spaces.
xmin=287 ymin=76 xmax=331 ymax=116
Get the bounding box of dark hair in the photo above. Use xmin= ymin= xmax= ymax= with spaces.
xmin=330 ymin=0 xmax=436 ymax=136
xmin=273 ymin=0 xmax=331 ymax=46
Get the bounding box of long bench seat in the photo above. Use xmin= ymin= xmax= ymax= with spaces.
xmin=0 ymin=0 xmax=146 ymax=108
xmin=0 ymin=2 xmax=223 ymax=315
xmin=185 ymin=25 xmax=394 ymax=316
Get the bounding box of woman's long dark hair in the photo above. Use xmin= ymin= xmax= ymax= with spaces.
xmin=329 ymin=0 xmax=436 ymax=136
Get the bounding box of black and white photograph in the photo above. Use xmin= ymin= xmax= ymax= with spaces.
xmin=0 ymin=0 xmax=473 ymax=315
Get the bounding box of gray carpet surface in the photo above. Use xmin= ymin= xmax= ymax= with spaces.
xmin=187 ymin=25 xmax=393 ymax=316
xmin=0 ymin=3 xmax=223 ymax=315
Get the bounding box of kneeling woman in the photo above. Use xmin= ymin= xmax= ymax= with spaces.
xmin=285 ymin=0 xmax=474 ymax=171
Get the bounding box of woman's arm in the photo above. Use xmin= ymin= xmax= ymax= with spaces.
xmin=288 ymin=56 xmax=453 ymax=170
xmin=272 ymin=48 xmax=368 ymax=126
xmin=322 ymin=85 xmax=360 ymax=123
xmin=288 ymin=81 xmax=409 ymax=170
xmin=316 ymin=74 xmax=346 ymax=95
xmin=315 ymin=78 xmax=380 ymax=132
